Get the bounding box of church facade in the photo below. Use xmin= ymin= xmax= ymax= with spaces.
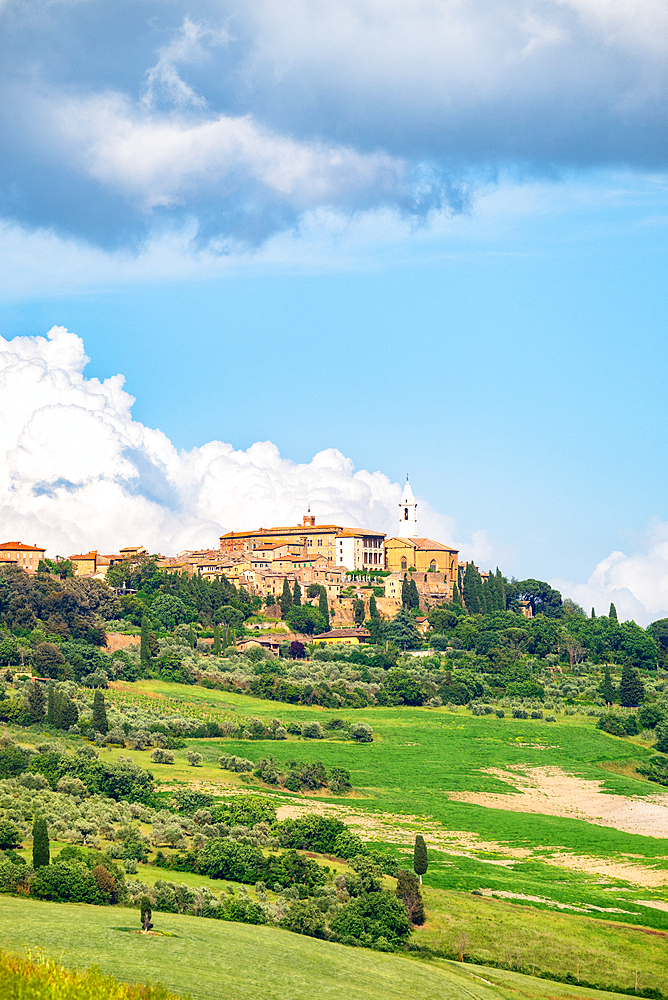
xmin=383 ymin=478 xmax=459 ymax=593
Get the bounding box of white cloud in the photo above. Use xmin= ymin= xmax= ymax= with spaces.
xmin=0 ymin=326 xmax=464 ymax=558
xmin=551 ymin=524 xmax=668 ymax=625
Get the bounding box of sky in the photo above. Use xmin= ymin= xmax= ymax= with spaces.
xmin=1 ymin=0 xmax=668 ymax=624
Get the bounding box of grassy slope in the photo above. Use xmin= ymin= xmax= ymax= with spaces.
xmin=416 ymin=885 xmax=668 ymax=996
xmin=0 ymin=894 xmax=634 ymax=1000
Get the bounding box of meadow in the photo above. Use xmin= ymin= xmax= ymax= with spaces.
xmin=0 ymin=895 xmax=639 ymax=1000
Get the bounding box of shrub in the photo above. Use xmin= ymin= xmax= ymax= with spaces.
xmin=0 ymin=820 xmax=21 ymax=850
xmin=495 ymin=709 xmax=505 ymax=718
xmin=530 ymin=710 xmax=543 ymax=719
xmin=186 ymin=751 xmax=203 ymax=767
xmin=219 ymin=755 xmax=254 ymax=772
xmin=0 ymin=950 xmax=180 ymax=1000
xmin=655 ymin=722 xmax=668 ymax=753
xmin=301 ymin=722 xmax=324 ymax=739
xmin=330 ymin=889 xmax=411 ymax=945
xmin=280 ymin=898 xmax=327 ymax=938
xmin=395 ymin=869 xmax=425 ymax=925
xmin=31 ymin=860 xmax=102 ymax=904
xmin=56 ymin=776 xmax=88 ymax=797
xmin=512 ymin=708 xmax=528 ymax=719
xmin=276 ymin=816 xmax=346 ymax=853
xmin=349 ymin=722 xmax=373 ymax=743
xmin=151 ymin=749 xmax=175 ymax=764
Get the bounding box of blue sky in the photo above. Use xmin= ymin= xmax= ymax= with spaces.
xmin=1 ymin=1 xmax=668 ymax=622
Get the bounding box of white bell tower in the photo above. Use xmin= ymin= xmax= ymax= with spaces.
xmin=399 ymin=476 xmax=418 ymax=537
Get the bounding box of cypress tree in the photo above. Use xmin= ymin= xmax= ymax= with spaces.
xmin=92 ymin=689 xmax=108 ymax=734
xmin=140 ymin=614 xmax=150 ymax=667
xmin=293 ymin=580 xmax=302 ymax=606
xmin=188 ymin=625 xmax=195 ymax=648
xmin=280 ymin=579 xmax=293 ymax=617
xmin=408 ymin=579 xmax=420 ymax=610
xmin=32 ymin=816 xmax=49 ymax=868
xmin=401 ymin=576 xmax=410 ymax=609
xmin=140 ymin=895 xmax=153 ymax=932
xmin=47 ymin=684 xmax=55 ymax=726
xmin=318 ymin=587 xmax=330 ymax=630
xmin=463 ymin=563 xmax=482 ymax=614
xmin=26 ymin=681 xmax=46 ymax=723
xmin=609 ymin=603 xmax=618 ymax=621
xmin=619 ymin=662 xmax=644 ymax=707
xmin=369 ymin=593 xmax=379 ymax=619
xmin=600 ymin=665 xmax=616 ymax=704
xmin=451 ymin=583 xmax=462 ymax=607
xmin=213 ymin=624 xmax=221 ymax=656
xmin=229 ymin=628 xmax=236 ymax=651
xmin=413 ymin=834 xmax=428 ymax=885
xmin=591 ymin=607 xmax=596 ymax=619
xmin=53 ymin=690 xmax=64 ymax=730
xmin=61 ymin=698 xmax=78 ymax=731
xmin=495 ymin=568 xmax=506 ymax=611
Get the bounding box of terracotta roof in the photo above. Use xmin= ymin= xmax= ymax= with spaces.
xmin=315 ymin=628 xmax=371 ymax=639
xmin=0 ymin=541 xmax=45 ymax=552
xmin=387 ymin=536 xmax=458 ymax=552
xmin=70 ymin=551 xmax=97 ymax=560
xmin=336 ymin=528 xmax=386 ymax=538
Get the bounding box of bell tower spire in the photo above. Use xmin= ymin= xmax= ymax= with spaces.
xmin=399 ymin=475 xmax=418 ymax=537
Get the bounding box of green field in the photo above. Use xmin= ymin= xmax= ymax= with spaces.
xmin=0 ymin=895 xmax=637 ymax=1000
xmin=8 ymin=678 xmax=668 ymax=995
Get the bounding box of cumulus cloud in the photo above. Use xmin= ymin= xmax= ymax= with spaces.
xmin=0 ymin=326 xmax=462 ymax=557
xmin=1 ymin=1 xmax=668 ymax=246
xmin=552 ymin=524 xmax=668 ymax=625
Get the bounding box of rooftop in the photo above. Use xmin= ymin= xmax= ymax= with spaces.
xmin=0 ymin=541 xmax=45 ymax=552
xmin=387 ymin=536 xmax=458 ymax=552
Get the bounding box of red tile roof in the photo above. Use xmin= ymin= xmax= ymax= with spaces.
xmin=0 ymin=541 xmax=45 ymax=552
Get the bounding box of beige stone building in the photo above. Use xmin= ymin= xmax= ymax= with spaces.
xmin=0 ymin=541 xmax=46 ymax=574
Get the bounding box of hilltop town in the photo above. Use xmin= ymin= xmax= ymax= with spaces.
xmin=2 ymin=479 xmax=502 ymax=649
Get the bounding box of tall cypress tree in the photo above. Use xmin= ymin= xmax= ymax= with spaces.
xmin=591 ymin=607 xmax=596 ymax=619
xmin=451 ymin=583 xmax=462 ymax=607
xmin=27 ymin=681 xmax=46 ymax=723
xmin=369 ymin=593 xmax=379 ymax=619
xmin=280 ymin=579 xmax=293 ymax=617
xmin=188 ymin=625 xmax=195 ymax=649
xmin=619 ymin=662 xmax=644 ymax=707
xmin=92 ymin=689 xmax=108 ymax=734
xmin=140 ymin=614 xmax=150 ymax=667
xmin=293 ymin=581 xmax=302 ymax=606
xmin=408 ymin=579 xmax=420 ymax=610
xmin=46 ymin=684 xmax=55 ymax=726
xmin=212 ymin=624 xmax=221 ymax=656
xmin=463 ymin=563 xmax=482 ymax=614
xmin=53 ymin=690 xmax=64 ymax=730
xmin=495 ymin=568 xmax=506 ymax=611
xmin=600 ymin=665 xmax=616 ymax=704
xmin=318 ymin=587 xmax=330 ymax=630
xmin=413 ymin=834 xmax=428 ymax=885
xmin=609 ymin=603 xmax=618 ymax=621
xmin=32 ymin=816 xmax=49 ymax=868
xmin=401 ymin=576 xmax=410 ymax=609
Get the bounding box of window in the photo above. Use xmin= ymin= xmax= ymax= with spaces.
xmin=401 ymin=557 xmax=407 ymax=570
xmin=318 ymin=539 xmax=322 ymax=546
xmin=404 ymin=508 xmax=409 ymax=520
xmin=430 ymin=560 xmax=437 ymax=572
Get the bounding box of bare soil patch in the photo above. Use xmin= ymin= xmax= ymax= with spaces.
xmin=447 ymin=765 xmax=668 ymax=840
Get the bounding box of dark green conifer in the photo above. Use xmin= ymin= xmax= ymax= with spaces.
xmin=591 ymin=607 xmax=596 ymax=619
xmin=600 ymin=665 xmax=616 ymax=704
xmin=92 ymin=689 xmax=108 ymax=734
xmin=280 ymin=579 xmax=293 ymax=617
xmin=413 ymin=833 xmax=428 ymax=885
xmin=212 ymin=624 xmax=221 ymax=656
xmin=32 ymin=816 xmax=49 ymax=868
xmin=140 ymin=614 xmax=150 ymax=667
xmin=619 ymin=662 xmax=644 ymax=707
xmin=408 ymin=579 xmax=420 ymax=610
xmin=369 ymin=593 xmax=379 ymax=619
xmin=293 ymin=580 xmax=302 ymax=606
xmin=140 ymin=895 xmax=153 ymax=932
xmin=188 ymin=625 xmax=195 ymax=648
xmin=401 ymin=576 xmax=410 ymax=609
xmin=451 ymin=583 xmax=462 ymax=606
xmin=318 ymin=587 xmax=330 ymax=630
xmin=61 ymin=698 xmax=78 ymax=730
xmin=609 ymin=603 xmax=618 ymax=621
xmin=26 ymin=681 xmax=46 ymax=723
xmin=47 ymin=684 xmax=55 ymax=725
